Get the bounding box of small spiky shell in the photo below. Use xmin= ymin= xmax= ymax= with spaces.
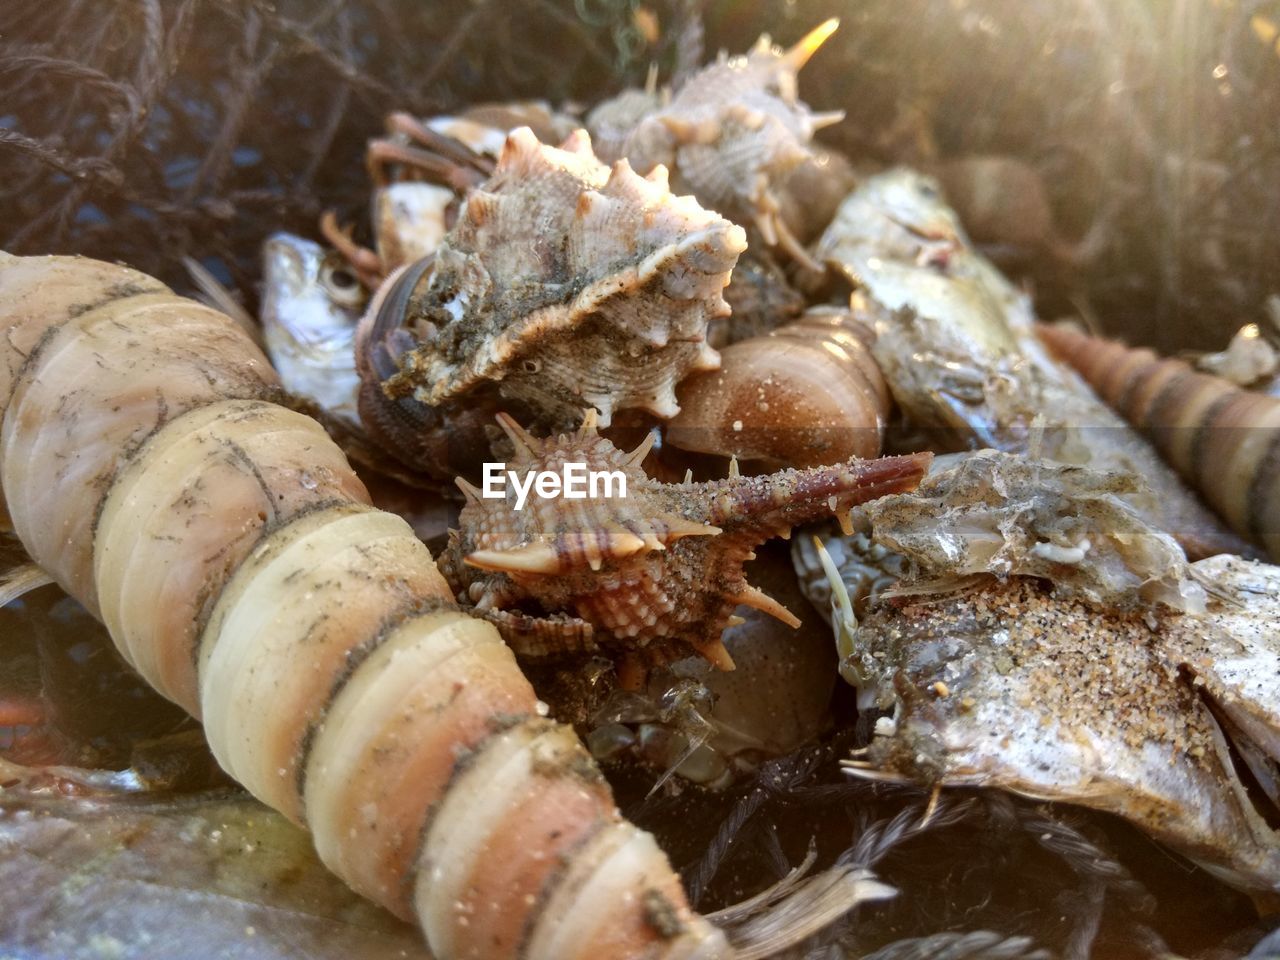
xmin=439 ymin=412 xmax=930 ymax=679
xmin=606 ymin=20 xmax=843 ymax=266
xmin=376 ymin=127 xmax=744 ymax=431
xmin=585 ymin=87 xmax=665 ymax=166
xmin=1039 ymin=322 xmax=1280 ymax=561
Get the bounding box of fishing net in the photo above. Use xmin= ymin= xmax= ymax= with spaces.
xmin=3 ymin=1 xmax=1279 ymax=956
xmin=3 ymin=0 xmax=1278 ymax=352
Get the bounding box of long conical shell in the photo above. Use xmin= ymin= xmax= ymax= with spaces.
xmin=0 ymin=252 xmax=730 ymax=959
xmin=1039 ymin=322 xmax=1280 ymax=559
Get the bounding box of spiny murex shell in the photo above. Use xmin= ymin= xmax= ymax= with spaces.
xmin=595 ymin=20 xmax=844 ymax=263
xmin=379 ymin=127 xmax=746 ymax=427
xmin=438 ymin=411 xmax=930 ymax=678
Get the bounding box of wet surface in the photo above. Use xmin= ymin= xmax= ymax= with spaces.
xmin=0 ymin=536 xmax=1275 ymax=956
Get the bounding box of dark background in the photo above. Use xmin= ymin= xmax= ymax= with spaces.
xmin=1 ymin=0 xmax=1278 ymax=354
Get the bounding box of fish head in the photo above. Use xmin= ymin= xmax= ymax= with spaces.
xmin=261 ymin=232 xmax=366 ymax=348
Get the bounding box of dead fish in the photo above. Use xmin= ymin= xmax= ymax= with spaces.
xmin=841 ymin=576 xmax=1280 ymax=895
xmin=260 ymin=232 xmax=364 ymax=426
xmin=793 ymin=450 xmax=1208 ymax=685
xmin=1165 ymin=553 xmax=1280 ymax=812
xmin=802 ymin=452 xmax=1280 ymax=894
xmin=812 ymin=167 xmax=1252 ymax=559
xmin=854 ymin=450 xmax=1209 ymax=613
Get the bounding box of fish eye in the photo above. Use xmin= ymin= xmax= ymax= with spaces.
xmin=319 ymin=256 xmax=368 ymax=310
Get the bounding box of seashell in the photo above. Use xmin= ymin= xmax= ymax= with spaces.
xmin=679 ymin=542 xmax=837 ymax=759
xmin=610 ymin=19 xmax=844 ymax=269
xmin=438 ymin=411 xmax=931 ymax=684
xmin=931 ymin=155 xmax=1110 ymax=266
xmin=2 ymin=252 xmax=903 ymax=960
xmin=1196 ymin=322 xmax=1280 ymax=388
xmin=354 ymin=257 xmax=497 ymax=480
xmin=1038 ymin=322 xmax=1280 ymax=561
xmin=666 ymin=306 xmax=890 ymax=471
xmin=366 ymin=110 xmax=495 ymax=191
xmin=357 ymin=127 xmax=745 ymax=480
xmin=772 ymin=146 xmax=860 ymax=246
xmin=427 ymin=100 xmax=580 ymax=158
xmin=856 ymin=450 xmax=1206 ymax=613
xmin=714 ymin=244 xmax=807 ymax=347
xmin=793 ymin=525 xmax=907 ymax=624
xmin=586 ymin=85 xmax=665 ymax=166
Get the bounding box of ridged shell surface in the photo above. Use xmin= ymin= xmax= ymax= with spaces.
xmin=380 ymin=127 xmax=745 ymax=428
xmin=440 ymin=414 xmax=930 ymax=676
xmin=667 ymin=306 xmax=889 ymax=470
xmin=600 ymin=21 xmax=842 ymax=258
xmin=1039 ymin=322 xmax=1280 ymax=560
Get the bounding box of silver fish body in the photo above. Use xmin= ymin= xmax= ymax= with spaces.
xmin=260 ymin=232 xmax=364 ymax=426
xmin=814 ymin=168 xmax=1251 ymax=558
xmin=803 ymin=453 xmax=1280 ymax=893
xmin=842 ymin=573 xmax=1280 ymax=894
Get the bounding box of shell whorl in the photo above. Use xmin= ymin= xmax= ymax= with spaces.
xmin=441 ymin=412 xmax=930 ymax=674
xmin=0 ymin=253 xmax=729 ymax=960
xmin=1038 ymin=322 xmax=1280 ymax=559
xmin=377 ymin=127 xmax=744 ymax=430
xmin=603 ymin=20 xmax=843 ymax=261
xmin=667 ymin=306 xmax=891 ymax=470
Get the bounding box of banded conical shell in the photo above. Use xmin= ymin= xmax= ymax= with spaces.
xmin=0 ymin=252 xmax=734 ymax=960
xmin=1038 ymin=322 xmax=1280 ymax=560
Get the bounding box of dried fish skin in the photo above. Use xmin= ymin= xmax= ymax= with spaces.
xmin=845 ymin=578 xmax=1280 ymax=894
xmin=814 ymin=168 xmax=1250 ymax=558
xmin=860 ymin=450 xmax=1207 ymax=613
xmin=260 ymin=232 xmax=364 ymax=427
xmin=376 ymin=127 xmax=743 ymax=429
xmin=1175 ymin=555 xmax=1280 ymax=783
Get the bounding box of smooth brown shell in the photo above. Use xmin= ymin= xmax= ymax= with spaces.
xmin=667 ymin=307 xmax=890 ymax=470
